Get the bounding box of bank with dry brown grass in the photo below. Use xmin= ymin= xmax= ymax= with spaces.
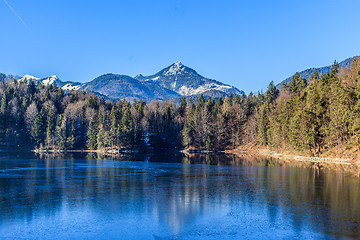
xmin=226 ymin=144 xmax=360 ymax=177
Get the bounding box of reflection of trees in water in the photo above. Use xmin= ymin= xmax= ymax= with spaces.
xmin=0 ymin=153 xmax=359 ymax=238
xmin=182 ymin=152 xmax=282 ymax=166
xmin=241 ymin=166 xmax=360 ymax=238
xmin=184 ymin=153 xmax=360 ymax=238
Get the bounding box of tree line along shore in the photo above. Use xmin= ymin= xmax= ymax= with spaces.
xmin=1 ymin=58 xmax=360 ymax=163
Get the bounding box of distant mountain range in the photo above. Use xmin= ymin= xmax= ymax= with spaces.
xmin=11 ymin=61 xmax=243 ymax=101
xmin=1 ymin=57 xmax=358 ymax=100
xmin=277 ymin=56 xmax=357 ymax=88
xmin=18 ymin=75 xmax=83 ymax=91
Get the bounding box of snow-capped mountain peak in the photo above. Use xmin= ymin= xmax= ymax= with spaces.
xmin=174 ymin=61 xmax=182 ymax=66
xmin=18 ymin=75 xmax=41 ymax=82
xmin=164 ymin=61 xmax=185 ymax=76
xmin=134 ymin=61 xmax=243 ymax=98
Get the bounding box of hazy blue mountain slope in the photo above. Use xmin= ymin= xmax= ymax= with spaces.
xmin=277 ymin=56 xmax=357 ymax=88
xmin=82 ymin=74 xmax=180 ymax=101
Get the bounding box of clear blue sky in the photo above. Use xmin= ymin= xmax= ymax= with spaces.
xmin=1 ymin=0 xmax=360 ymax=94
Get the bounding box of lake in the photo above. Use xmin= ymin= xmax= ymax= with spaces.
xmin=0 ymin=152 xmax=359 ymax=239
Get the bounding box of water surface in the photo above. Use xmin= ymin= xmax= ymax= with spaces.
xmin=0 ymin=152 xmax=359 ymax=239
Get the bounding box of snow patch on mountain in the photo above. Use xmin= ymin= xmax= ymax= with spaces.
xmin=151 ymin=76 xmax=160 ymax=82
xmin=18 ymin=74 xmax=83 ymax=91
xmin=171 ymin=76 xmax=177 ymax=90
xmin=62 ymin=83 xmax=82 ymax=91
xmin=179 ymin=83 xmax=235 ymax=96
xmin=42 ymin=75 xmax=59 ymax=85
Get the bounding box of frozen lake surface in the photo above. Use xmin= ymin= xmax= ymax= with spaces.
xmin=0 ymin=152 xmax=359 ymax=239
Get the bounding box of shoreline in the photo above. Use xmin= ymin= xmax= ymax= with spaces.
xmin=226 ymin=145 xmax=360 ymax=177
xmin=24 ymin=146 xmax=360 ymax=177
xmin=33 ymin=149 xmax=99 ymax=153
xmin=32 ymin=149 xmax=141 ymax=154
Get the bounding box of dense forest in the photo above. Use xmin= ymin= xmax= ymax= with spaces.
xmin=0 ymin=57 xmax=360 ymax=156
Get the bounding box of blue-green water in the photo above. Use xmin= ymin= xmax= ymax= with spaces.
xmin=0 ymin=152 xmax=359 ymax=239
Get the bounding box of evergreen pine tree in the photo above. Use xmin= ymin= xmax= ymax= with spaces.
xmin=97 ymin=112 xmax=105 ymax=149
xmin=45 ymin=106 xmax=55 ymax=147
xmin=86 ymin=120 xmax=98 ymax=150
xmin=66 ymin=121 xmax=76 ymax=149
xmin=258 ymin=104 xmax=269 ymax=145
xmin=182 ymin=120 xmax=194 ymax=148
xmin=289 ymin=72 xmax=307 ymax=94
xmin=265 ymin=81 xmax=279 ymax=103
xmin=121 ymin=104 xmax=134 ymax=147
xmin=55 ymin=114 xmax=65 ymax=149
xmin=109 ymin=105 xmax=121 ymax=147
xmin=31 ymin=108 xmax=46 ymax=147
xmin=178 ymin=97 xmax=187 ymax=117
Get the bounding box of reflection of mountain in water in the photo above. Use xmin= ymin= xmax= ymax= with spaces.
xmin=0 ymin=153 xmax=359 ymax=239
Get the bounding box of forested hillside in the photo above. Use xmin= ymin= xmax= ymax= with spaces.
xmin=0 ymin=57 xmax=360 ymax=156
xmin=263 ymin=57 xmax=360 ymax=156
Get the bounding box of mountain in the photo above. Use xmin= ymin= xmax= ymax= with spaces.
xmin=18 ymin=75 xmax=83 ymax=91
xmin=135 ymin=61 xmax=243 ymax=98
xmin=82 ymin=74 xmax=180 ymax=101
xmin=277 ymin=56 xmax=357 ymax=88
xmin=16 ymin=61 xmax=243 ymax=101
xmin=18 ymin=74 xmax=41 ymax=82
